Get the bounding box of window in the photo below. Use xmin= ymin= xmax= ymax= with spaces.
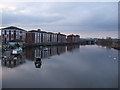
xmin=11 ymin=31 xmax=14 ymax=40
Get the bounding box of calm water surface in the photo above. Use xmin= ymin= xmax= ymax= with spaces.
xmin=1 ymin=45 xmax=118 ymax=88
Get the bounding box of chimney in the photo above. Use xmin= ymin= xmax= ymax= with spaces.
xmin=38 ymin=29 xmax=41 ymax=32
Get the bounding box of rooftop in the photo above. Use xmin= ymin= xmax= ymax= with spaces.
xmin=1 ymin=26 xmax=27 ymax=31
xmin=29 ymin=30 xmax=47 ymax=33
xmin=67 ymin=34 xmax=80 ymax=37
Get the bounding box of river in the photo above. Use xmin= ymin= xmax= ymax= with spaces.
xmin=1 ymin=45 xmax=118 ymax=88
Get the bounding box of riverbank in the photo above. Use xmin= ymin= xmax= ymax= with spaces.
xmin=1 ymin=40 xmax=120 ymax=51
xmin=22 ymin=42 xmax=120 ymax=50
xmin=111 ymin=43 xmax=120 ymax=50
xmin=96 ymin=38 xmax=120 ymax=50
xmin=96 ymin=43 xmax=120 ymax=50
xmin=24 ymin=42 xmax=81 ymax=47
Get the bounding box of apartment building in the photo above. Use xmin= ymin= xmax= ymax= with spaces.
xmin=1 ymin=26 xmax=27 ymax=46
xmin=67 ymin=34 xmax=80 ymax=43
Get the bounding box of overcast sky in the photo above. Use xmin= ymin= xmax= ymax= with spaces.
xmin=0 ymin=2 xmax=118 ymax=38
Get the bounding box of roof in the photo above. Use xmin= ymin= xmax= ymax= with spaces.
xmin=47 ymin=32 xmax=53 ymax=34
xmin=75 ymin=35 xmax=80 ymax=37
xmin=67 ymin=34 xmax=80 ymax=37
xmin=67 ymin=34 xmax=74 ymax=37
xmin=29 ymin=30 xmax=47 ymax=33
xmin=29 ymin=30 xmax=38 ymax=32
xmin=1 ymin=26 xmax=27 ymax=31
xmin=57 ymin=32 xmax=66 ymax=36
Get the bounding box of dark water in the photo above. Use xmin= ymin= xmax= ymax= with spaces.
xmin=1 ymin=45 xmax=118 ymax=88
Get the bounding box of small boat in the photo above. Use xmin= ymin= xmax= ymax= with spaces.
xmin=35 ymin=57 xmax=42 ymax=68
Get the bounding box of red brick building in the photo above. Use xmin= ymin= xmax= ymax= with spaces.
xmin=57 ymin=32 xmax=66 ymax=43
xmin=25 ymin=31 xmax=35 ymax=44
xmin=67 ymin=34 xmax=80 ymax=43
xmin=25 ymin=29 xmax=66 ymax=44
xmin=26 ymin=29 xmax=48 ymax=44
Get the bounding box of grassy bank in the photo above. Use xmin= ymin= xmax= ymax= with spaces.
xmin=111 ymin=43 xmax=120 ymax=50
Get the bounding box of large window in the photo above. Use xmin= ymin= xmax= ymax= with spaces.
xmin=16 ymin=31 xmax=19 ymax=40
xmin=11 ymin=31 xmax=14 ymax=40
xmin=6 ymin=31 xmax=9 ymax=41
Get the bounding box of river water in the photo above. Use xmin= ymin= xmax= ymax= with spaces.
xmin=1 ymin=45 xmax=118 ymax=88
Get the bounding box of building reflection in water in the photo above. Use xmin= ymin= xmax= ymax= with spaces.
xmin=1 ymin=51 xmax=26 ymax=68
xmin=25 ymin=45 xmax=67 ymax=61
xmin=67 ymin=45 xmax=79 ymax=52
xmin=2 ymin=45 xmax=80 ymax=68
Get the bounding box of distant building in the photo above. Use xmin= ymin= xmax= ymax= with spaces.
xmin=74 ymin=35 xmax=80 ymax=42
xmin=57 ymin=32 xmax=66 ymax=43
xmin=1 ymin=26 xmax=27 ymax=46
xmin=67 ymin=34 xmax=80 ymax=43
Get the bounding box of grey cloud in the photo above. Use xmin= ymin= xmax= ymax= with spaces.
xmin=1 ymin=2 xmax=118 ymax=38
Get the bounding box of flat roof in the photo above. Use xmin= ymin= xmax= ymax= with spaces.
xmin=29 ymin=30 xmax=47 ymax=33
xmin=67 ymin=34 xmax=80 ymax=37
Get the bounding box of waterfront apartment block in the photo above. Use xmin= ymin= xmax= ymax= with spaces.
xmin=26 ymin=29 xmax=67 ymax=44
xmin=1 ymin=26 xmax=80 ymax=46
xmin=67 ymin=34 xmax=80 ymax=43
xmin=1 ymin=26 xmax=27 ymax=46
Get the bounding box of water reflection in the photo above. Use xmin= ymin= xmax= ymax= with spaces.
xmin=25 ymin=45 xmax=67 ymax=60
xmin=67 ymin=45 xmax=79 ymax=52
xmin=2 ymin=54 xmax=25 ymax=68
xmin=2 ymin=45 xmax=118 ymax=88
xmin=2 ymin=45 xmax=80 ymax=68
